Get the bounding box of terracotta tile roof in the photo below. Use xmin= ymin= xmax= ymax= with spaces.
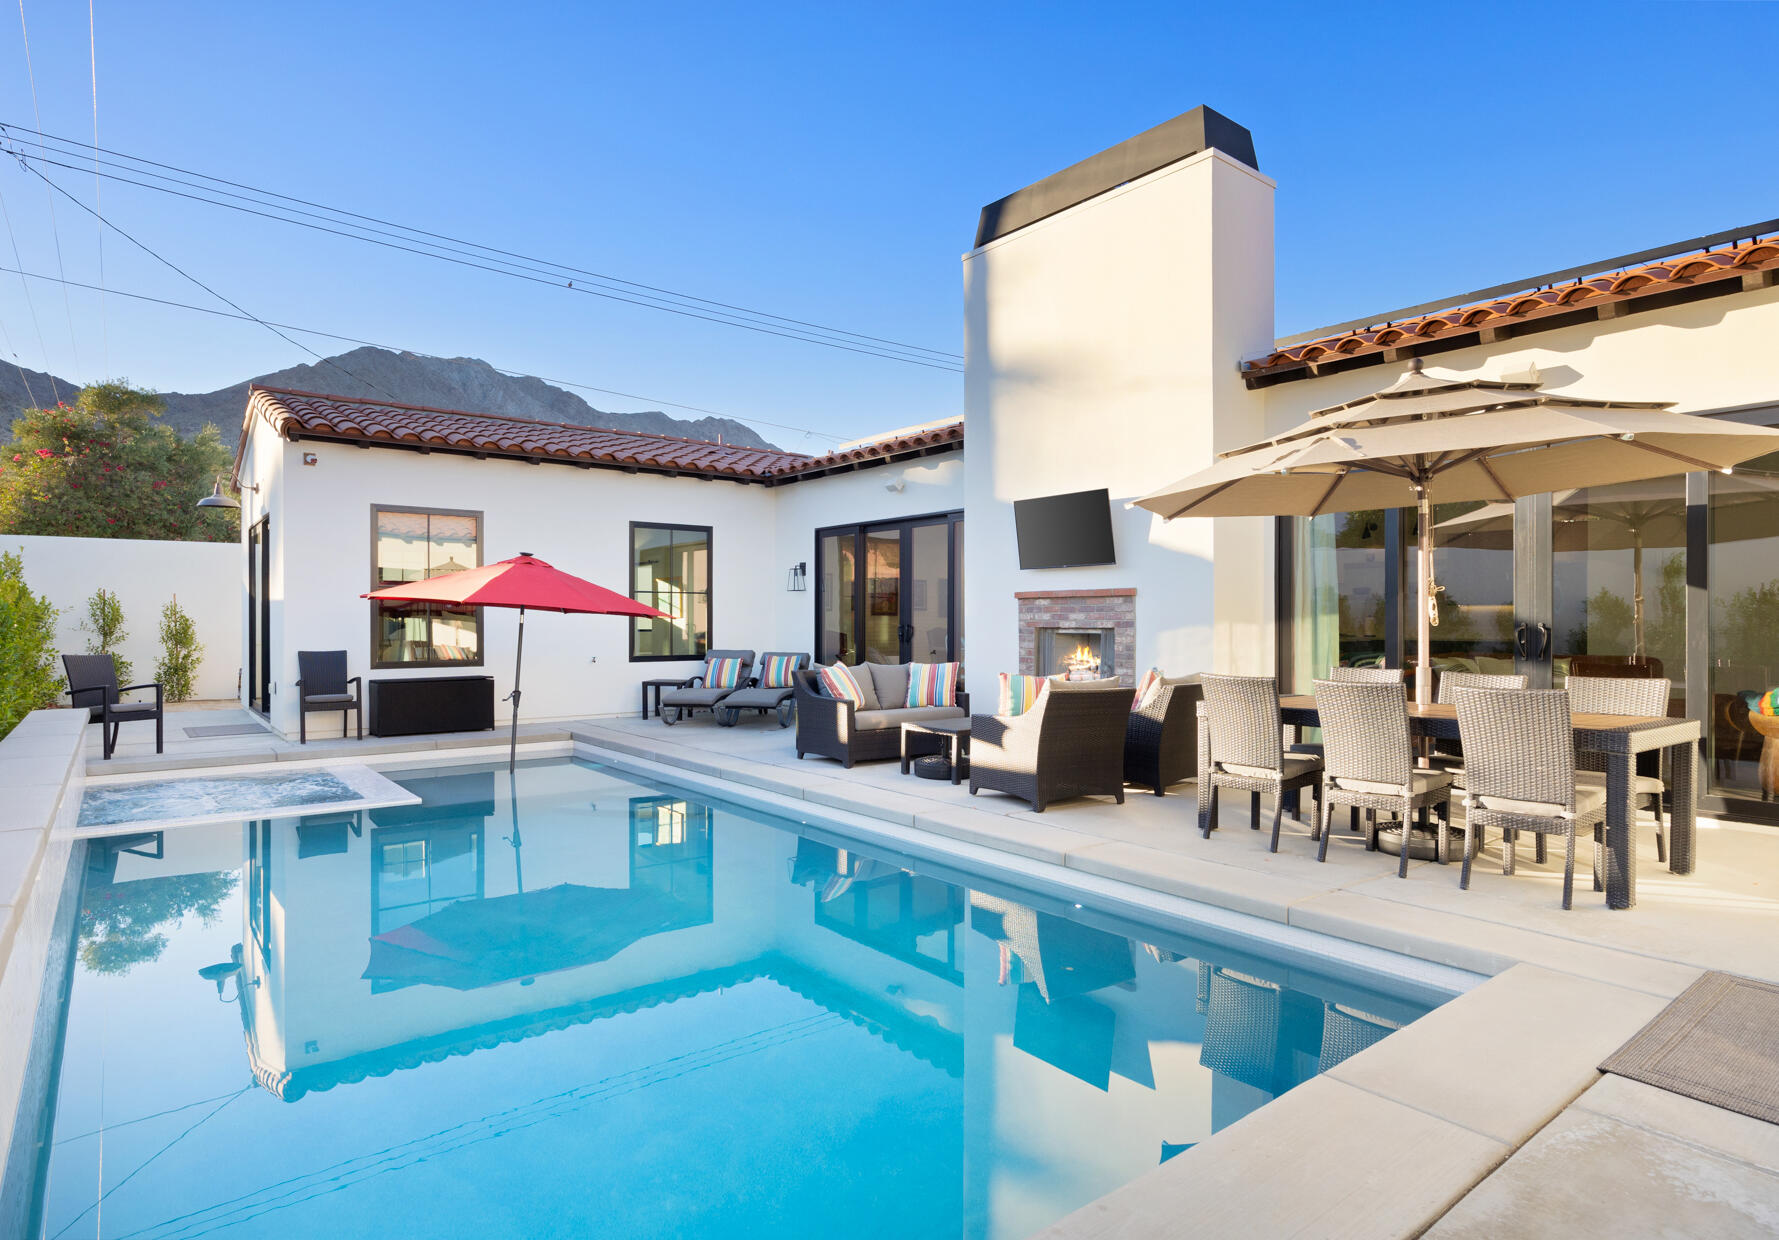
xmin=1245 ymin=235 xmax=1779 ymax=383
xmin=239 ymin=386 xmax=962 ymax=484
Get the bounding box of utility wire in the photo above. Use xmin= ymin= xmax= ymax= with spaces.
xmin=87 ymin=0 xmax=108 ymax=373
xmin=14 ymin=2 xmax=83 ymax=382
xmin=6 ymin=124 xmax=962 ymax=361
xmin=0 ymin=288 xmax=35 ymax=405
xmin=0 ymin=127 xmax=964 ymax=371
xmin=12 ymin=156 xmax=401 ymax=402
xmin=0 ymin=176 xmax=57 ymax=402
xmin=0 ymin=262 xmax=849 ymax=445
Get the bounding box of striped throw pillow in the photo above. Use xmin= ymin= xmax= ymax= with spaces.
xmin=1759 ymin=688 xmax=1779 ymax=717
xmin=1131 ymin=667 xmax=1163 ymax=712
xmin=759 ymin=654 xmax=799 ymax=688
xmin=906 ymin=662 xmax=960 ymax=708
xmin=815 ymin=662 xmax=865 ymax=706
xmin=997 ymin=672 xmax=1047 ymax=717
xmin=706 ymin=656 xmax=744 ymax=690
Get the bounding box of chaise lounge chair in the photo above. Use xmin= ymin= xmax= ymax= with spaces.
xmin=63 ymin=653 xmax=163 ymax=760
xmin=660 ymin=649 xmax=756 ymax=724
xmin=715 ymin=652 xmax=808 ymax=727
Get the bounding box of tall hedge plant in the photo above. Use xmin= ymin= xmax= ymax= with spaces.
xmin=155 ymin=594 xmax=203 ymax=702
xmin=0 ymin=551 xmax=61 ymax=738
xmin=81 ymin=587 xmax=132 ymax=684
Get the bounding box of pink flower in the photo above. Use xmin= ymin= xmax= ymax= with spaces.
xmin=106 ymin=517 xmax=116 ymax=524
xmin=151 ymin=480 xmax=168 ymax=490
xmin=35 ymin=448 xmax=53 ymax=458
xmin=10 ymin=454 xmax=19 ymax=463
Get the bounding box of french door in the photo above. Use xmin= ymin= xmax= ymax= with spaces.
xmin=816 ymin=513 xmax=962 ymax=666
xmin=247 ymin=516 xmax=271 ymax=713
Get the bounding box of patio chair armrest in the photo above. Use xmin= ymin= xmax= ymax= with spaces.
xmin=684 ymin=674 xmax=705 ymax=688
xmin=955 ymin=689 xmax=970 ymax=715
xmin=118 ymin=682 xmax=164 ymax=707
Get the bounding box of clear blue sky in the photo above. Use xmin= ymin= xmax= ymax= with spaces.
xmin=0 ymin=1 xmax=1774 ymax=448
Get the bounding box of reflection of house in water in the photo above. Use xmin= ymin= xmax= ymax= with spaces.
xmin=793 ymin=838 xmax=965 ymax=983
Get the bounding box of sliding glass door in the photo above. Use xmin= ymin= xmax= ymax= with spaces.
xmin=816 ymin=513 xmax=962 ymax=666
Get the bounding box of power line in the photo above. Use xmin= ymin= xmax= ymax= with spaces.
xmin=0 ymin=126 xmax=965 ymax=371
xmin=13 ymin=156 xmax=402 ymax=402
xmin=7 ymin=124 xmax=963 ymax=361
xmin=87 ymin=0 xmax=108 ymax=373
xmin=0 ymin=262 xmax=850 ymax=445
xmin=14 ymin=2 xmax=83 ymax=382
xmin=0 ymin=176 xmax=57 ymax=401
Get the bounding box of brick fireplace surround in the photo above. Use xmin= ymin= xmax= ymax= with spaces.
xmin=1015 ymin=588 xmax=1136 ymax=687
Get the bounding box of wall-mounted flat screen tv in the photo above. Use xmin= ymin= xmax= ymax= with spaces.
xmin=1014 ymin=488 xmax=1116 ymax=570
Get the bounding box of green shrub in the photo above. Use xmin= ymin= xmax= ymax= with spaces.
xmin=155 ymin=594 xmax=203 ymax=702
xmin=0 ymin=551 xmax=62 ymax=738
xmin=81 ymin=587 xmax=132 ymax=685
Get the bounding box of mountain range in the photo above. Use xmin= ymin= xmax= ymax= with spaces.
xmin=0 ymin=347 xmax=778 ymax=450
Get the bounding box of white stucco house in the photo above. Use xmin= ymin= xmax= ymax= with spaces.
xmin=234 ymin=104 xmax=1779 ymax=824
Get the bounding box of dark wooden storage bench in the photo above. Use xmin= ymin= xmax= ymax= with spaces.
xmin=367 ymin=675 xmax=496 ymax=737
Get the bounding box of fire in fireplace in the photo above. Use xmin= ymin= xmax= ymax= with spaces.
xmin=1037 ymin=627 xmax=1116 ymax=681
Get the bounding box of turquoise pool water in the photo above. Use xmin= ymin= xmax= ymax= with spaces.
xmin=29 ymin=758 xmax=1446 ymax=1239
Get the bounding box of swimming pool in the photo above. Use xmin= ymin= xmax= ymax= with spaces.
xmin=26 ymin=758 xmax=1451 ymax=1239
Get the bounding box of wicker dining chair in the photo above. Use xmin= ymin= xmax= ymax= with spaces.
xmin=1566 ymin=675 xmax=1672 ymax=862
xmin=1328 ymin=666 xmax=1406 ymax=684
xmin=1200 ymin=673 xmax=1322 ymax=853
xmin=1314 ymin=679 xmax=1454 ymax=876
xmin=1430 ymin=670 xmax=1530 ymax=780
xmin=1452 ymin=687 xmax=1608 ymax=909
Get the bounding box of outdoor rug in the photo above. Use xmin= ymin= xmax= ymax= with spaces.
xmin=182 ymin=723 xmax=271 ymax=738
xmin=1600 ymin=971 xmax=1779 ymax=1125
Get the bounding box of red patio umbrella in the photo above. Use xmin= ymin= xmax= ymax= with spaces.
xmin=364 ymin=552 xmax=667 ymax=770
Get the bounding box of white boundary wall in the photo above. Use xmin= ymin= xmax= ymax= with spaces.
xmin=0 ymin=534 xmax=242 ymax=701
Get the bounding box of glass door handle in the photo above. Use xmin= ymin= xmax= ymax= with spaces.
xmin=1536 ymin=623 xmax=1551 ymax=661
xmin=1515 ymin=622 xmax=1530 ymax=660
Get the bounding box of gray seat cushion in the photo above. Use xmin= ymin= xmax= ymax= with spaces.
xmin=303 ymin=693 xmax=357 ymax=705
xmin=722 ymin=685 xmax=793 ymax=709
xmin=104 ymin=701 xmax=160 ymax=717
xmin=845 ymin=664 xmax=882 ymax=711
xmin=852 ymin=705 xmax=966 ymax=731
xmin=1473 ymin=784 xmax=1608 ymax=819
xmin=662 ymin=685 xmax=733 ymax=707
xmin=1218 ymin=752 xmax=1322 ymax=781
xmin=868 ymin=662 xmax=911 ymax=710
xmin=1332 ymin=769 xmax=1453 ymax=796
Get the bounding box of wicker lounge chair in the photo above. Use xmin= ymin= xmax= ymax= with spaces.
xmin=1313 ymin=679 xmax=1454 ymax=875
xmin=1124 ymin=675 xmax=1201 ymax=796
xmin=296 ymin=650 xmax=363 ymax=743
xmin=1200 ymin=673 xmax=1322 ymax=852
xmin=792 ymin=665 xmax=969 ymax=766
xmin=715 ymin=652 xmax=808 ymax=727
xmin=969 ymin=681 xmax=1129 ymax=812
xmin=1567 ymin=675 xmax=1672 ymax=861
xmin=62 ymin=653 xmax=162 ymax=760
xmin=659 ymin=649 xmax=755 ymax=724
xmin=1453 ymin=687 xmax=1608 ymax=909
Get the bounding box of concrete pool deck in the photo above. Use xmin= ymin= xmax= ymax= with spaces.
xmin=9 ymin=703 xmax=1779 ymax=1236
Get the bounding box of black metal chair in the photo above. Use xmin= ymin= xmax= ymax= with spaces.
xmin=62 ymin=653 xmax=163 ymax=760
xmin=296 ymin=650 xmax=362 ymax=743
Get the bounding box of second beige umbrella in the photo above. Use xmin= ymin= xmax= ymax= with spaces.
xmin=1134 ymin=363 xmax=1779 ymax=704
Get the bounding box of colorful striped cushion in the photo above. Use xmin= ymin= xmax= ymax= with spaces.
xmin=706 ymin=656 xmax=744 ymax=690
xmin=997 ymin=672 xmax=1047 ymax=717
xmin=815 ymin=662 xmax=865 ymax=706
xmin=1131 ymin=667 xmax=1163 ymax=712
xmin=759 ymin=654 xmax=800 ymax=689
xmin=905 ymin=662 xmax=959 ymax=708
xmin=1759 ymin=688 xmax=1779 ymax=717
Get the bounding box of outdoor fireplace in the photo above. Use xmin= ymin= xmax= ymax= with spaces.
xmin=1037 ymin=627 xmax=1115 ymax=681
xmin=1016 ymin=589 xmax=1136 ymax=687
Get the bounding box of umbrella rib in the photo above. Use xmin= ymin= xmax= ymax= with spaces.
xmin=1307 ymin=470 xmax=1345 ymax=517
xmin=1620 ymin=438 xmax=1730 ymax=474
xmin=1170 ymin=478 xmax=1241 ymax=518
xmin=1474 ymin=454 xmax=1514 ymax=501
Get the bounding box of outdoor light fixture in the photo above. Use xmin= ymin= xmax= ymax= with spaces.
xmin=786 ymin=561 xmax=808 ymax=592
xmin=196 ymin=475 xmax=256 ymax=510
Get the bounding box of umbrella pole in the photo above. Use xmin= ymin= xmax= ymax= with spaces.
xmin=1416 ymin=489 xmax=1434 ymax=706
xmin=507 ymin=606 xmax=526 ymax=774
xmin=1632 ymin=532 xmax=1645 ymax=661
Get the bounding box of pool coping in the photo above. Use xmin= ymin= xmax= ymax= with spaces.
xmin=0 ymin=718 xmax=1709 ymax=1239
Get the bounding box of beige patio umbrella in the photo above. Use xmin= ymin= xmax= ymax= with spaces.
xmin=1133 ymin=362 xmax=1779 ymax=705
xmin=1434 ymin=473 xmax=1777 ymax=658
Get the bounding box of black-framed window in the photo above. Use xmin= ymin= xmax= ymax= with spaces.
xmin=631 ymin=522 xmax=711 ymax=661
xmin=370 ymin=506 xmax=483 ymax=669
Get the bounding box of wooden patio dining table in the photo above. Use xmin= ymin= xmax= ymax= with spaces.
xmin=1195 ymin=696 xmax=1700 ymax=910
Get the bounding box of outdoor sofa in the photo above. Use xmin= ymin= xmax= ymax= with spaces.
xmin=792 ymin=664 xmax=968 ymax=766
xmin=1123 ymin=674 xmax=1202 ymax=795
xmin=970 ymin=681 xmax=1130 ymax=812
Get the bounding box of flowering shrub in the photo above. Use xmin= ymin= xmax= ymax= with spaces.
xmin=0 ymin=382 xmax=238 ymax=542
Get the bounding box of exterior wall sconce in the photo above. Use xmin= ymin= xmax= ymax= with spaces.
xmin=787 ymin=561 xmax=808 ymax=592
xmin=197 ymin=476 xmax=258 ymax=510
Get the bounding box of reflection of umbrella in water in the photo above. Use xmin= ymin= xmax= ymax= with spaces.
xmin=363 ymin=882 xmax=696 ymax=990
xmin=1435 ymin=472 xmax=1777 ymax=657
xmin=819 ymin=857 xmax=898 ymax=903
xmin=971 ymin=896 xmax=1134 ymax=1002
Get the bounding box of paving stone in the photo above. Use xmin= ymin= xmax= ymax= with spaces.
xmin=1036 ymin=1075 xmax=1507 ymax=1240
xmin=1427 ymin=1092 xmax=1779 ymax=1238
xmin=1065 ymin=839 xmax=1327 ymax=923
xmin=910 ymin=806 xmax=1092 ymax=865
xmin=1327 ymin=963 xmax=1667 ymax=1146
xmin=1576 ymin=1075 xmax=1779 ymax=1174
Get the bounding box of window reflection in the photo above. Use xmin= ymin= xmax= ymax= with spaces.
xmin=1710 ymin=453 xmax=1779 ymax=798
